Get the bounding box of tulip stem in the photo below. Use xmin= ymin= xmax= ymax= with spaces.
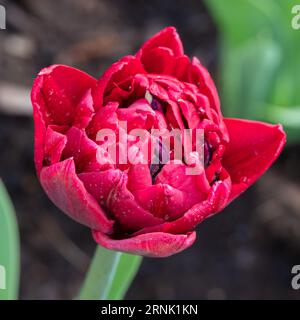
xmin=78 ymin=246 xmax=142 ymax=300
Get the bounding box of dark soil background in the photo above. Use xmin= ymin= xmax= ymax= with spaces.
xmin=0 ymin=0 xmax=300 ymax=299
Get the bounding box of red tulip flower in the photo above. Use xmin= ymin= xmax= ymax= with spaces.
xmin=31 ymin=27 xmax=286 ymax=257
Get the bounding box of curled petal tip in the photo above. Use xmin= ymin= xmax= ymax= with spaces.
xmin=223 ymin=118 xmax=286 ymax=202
xmin=93 ymin=230 xmax=196 ymax=257
xmin=137 ymin=26 xmax=184 ymax=60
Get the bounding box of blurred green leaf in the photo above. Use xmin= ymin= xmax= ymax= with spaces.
xmin=205 ymin=0 xmax=300 ymax=143
xmin=0 ymin=180 xmax=20 ymax=300
xmin=221 ymin=34 xmax=280 ymax=118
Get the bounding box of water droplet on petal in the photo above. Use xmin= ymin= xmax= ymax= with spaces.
xmin=241 ymin=176 xmax=249 ymax=184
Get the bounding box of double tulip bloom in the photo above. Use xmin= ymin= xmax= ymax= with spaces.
xmin=31 ymin=27 xmax=285 ymax=257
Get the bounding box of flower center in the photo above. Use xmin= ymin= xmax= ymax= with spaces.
xmin=204 ymin=141 xmax=212 ymax=167
xmin=150 ymin=139 xmax=170 ymax=182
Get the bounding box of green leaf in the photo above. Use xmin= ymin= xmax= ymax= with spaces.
xmin=78 ymin=246 xmax=142 ymax=300
xmin=0 ymin=180 xmax=20 ymax=300
xmin=220 ymin=35 xmax=280 ymax=118
xmin=205 ymin=0 xmax=300 ymax=143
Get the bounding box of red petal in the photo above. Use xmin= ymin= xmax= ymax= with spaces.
xmin=223 ymin=118 xmax=286 ymax=202
xmin=86 ymin=102 xmax=119 ymax=140
xmin=189 ymin=57 xmax=220 ymax=114
xmin=93 ymin=56 xmax=145 ymax=109
xmin=73 ymin=89 xmax=94 ymax=129
xmin=31 ymin=64 xmax=97 ymax=126
xmin=188 ymin=58 xmax=228 ymax=140
xmin=78 ymin=170 xmax=122 ymax=206
xmin=32 ymin=90 xmax=47 ymax=176
xmin=106 ymin=173 xmax=164 ymax=232
xmin=134 ymin=175 xmax=231 ymax=235
xmin=156 ymin=162 xmax=210 ymax=200
xmin=116 ymin=98 xmax=156 ymax=131
xmin=165 ymin=100 xmax=185 ymax=130
xmin=138 ymin=47 xmax=174 ymax=74
xmin=136 ymin=27 xmax=184 ymax=60
xmin=127 ymin=164 xmax=152 ymax=192
xmin=173 ymin=55 xmax=190 ymax=80
xmin=44 ymin=126 xmax=67 ymax=165
xmin=165 ymin=181 xmax=230 ymax=233
xmin=92 ymin=230 xmax=196 ymax=257
xmin=133 ymin=184 xmax=187 ymax=220
xmin=178 ymin=99 xmax=201 ymax=129
xmin=62 ymin=126 xmax=106 ymax=173
xmin=40 ymin=158 xmax=113 ymax=233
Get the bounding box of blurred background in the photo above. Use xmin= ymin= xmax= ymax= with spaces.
xmin=0 ymin=0 xmax=300 ymax=299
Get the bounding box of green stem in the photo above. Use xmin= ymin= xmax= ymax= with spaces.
xmin=78 ymin=246 xmax=142 ymax=300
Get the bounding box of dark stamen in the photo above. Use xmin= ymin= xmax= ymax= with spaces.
xmin=151 ymin=99 xmax=161 ymax=111
xmin=150 ymin=139 xmax=169 ymax=183
xmin=204 ymin=140 xmax=212 ymax=167
xmin=145 ymin=91 xmax=165 ymax=113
